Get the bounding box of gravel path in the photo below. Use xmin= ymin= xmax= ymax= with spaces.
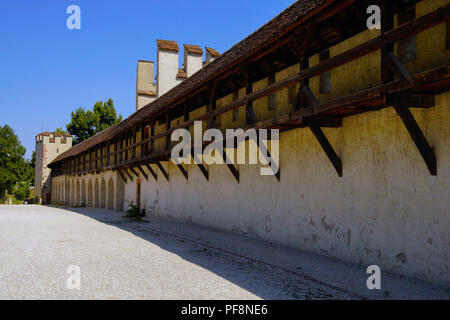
xmin=0 ymin=205 xmax=354 ymax=300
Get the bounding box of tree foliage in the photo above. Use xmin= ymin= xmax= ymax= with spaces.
xmin=0 ymin=125 xmax=33 ymax=201
xmin=66 ymin=98 xmax=122 ymax=145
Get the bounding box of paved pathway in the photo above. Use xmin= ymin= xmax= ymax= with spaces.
xmin=0 ymin=205 xmax=447 ymax=300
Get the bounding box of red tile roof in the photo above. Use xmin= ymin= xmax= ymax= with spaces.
xmin=184 ymin=44 xmax=203 ymax=55
xmin=205 ymin=47 xmax=220 ymax=57
xmin=50 ymin=0 xmax=328 ymax=166
xmin=156 ymin=40 xmax=179 ymax=52
xmin=177 ymin=68 xmax=187 ymax=79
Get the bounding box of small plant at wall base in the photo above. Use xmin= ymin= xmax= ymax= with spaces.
xmin=124 ymin=201 xmax=146 ymax=221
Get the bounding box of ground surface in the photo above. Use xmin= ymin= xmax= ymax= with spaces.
xmin=0 ymin=205 xmax=448 ymax=300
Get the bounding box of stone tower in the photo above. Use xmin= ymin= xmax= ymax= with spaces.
xmin=34 ymin=132 xmax=72 ymax=204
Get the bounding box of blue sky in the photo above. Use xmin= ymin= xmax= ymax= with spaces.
xmin=0 ymin=0 xmax=295 ymax=158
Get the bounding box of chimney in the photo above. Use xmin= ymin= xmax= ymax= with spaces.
xmin=205 ymin=47 xmax=220 ymax=65
xmin=136 ymin=60 xmax=156 ymax=111
xmin=183 ymin=44 xmax=203 ymax=77
xmin=156 ymin=40 xmax=182 ymax=97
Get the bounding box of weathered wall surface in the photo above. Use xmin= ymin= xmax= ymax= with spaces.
xmin=120 ymin=0 xmax=450 ymax=285
xmin=51 ymin=0 xmax=449 ymax=286
xmin=52 ymin=170 xmax=124 ymax=212
xmin=123 ymin=94 xmax=449 ymax=286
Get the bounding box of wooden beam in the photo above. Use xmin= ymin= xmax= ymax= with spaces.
xmin=243 ymin=64 xmax=257 ymax=126
xmin=257 ymin=134 xmax=280 ymax=181
xmin=137 ymin=166 xmax=149 ymax=181
xmin=303 ymin=117 xmax=343 ymax=128
xmin=129 ymin=167 xmax=140 ymax=178
xmin=298 ymin=4 xmax=450 ymax=85
xmin=291 ymin=87 xmax=304 ymax=113
xmin=123 ymin=169 xmax=134 ymax=182
xmin=303 ymin=86 xmax=318 ymax=111
xmin=385 ymin=93 xmax=435 ymax=108
xmin=300 ymin=22 xmax=318 ymax=54
xmin=156 ymin=161 xmax=169 ymax=182
xmin=117 ymin=170 xmax=127 ymax=183
xmin=221 ymin=152 xmax=239 ymax=183
xmin=312 ymin=64 xmax=450 ymax=116
xmin=309 ymin=125 xmax=342 ymax=177
xmin=384 ymin=52 xmax=411 ymax=82
xmin=381 ymin=0 xmax=395 ymax=83
xmin=393 ymin=105 xmax=437 ymax=175
xmin=197 ymin=163 xmax=209 ymax=181
xmin=191 ymin=147 xmax=209 ymax=181
xmin=176 ymin=164 xmax=188 ymax=181
xmin=144 ymin=164 xmax=158 ymax=181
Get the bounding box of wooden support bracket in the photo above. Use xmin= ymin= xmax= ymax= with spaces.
xmin=129 ymin=167 xmax=140 ymax=178
xmin=257 ymin=135 xmax=281 ymax=181
xmin=309 ymin=125 xmax=343 ymax=177
xmin=137 ymin=166 xmax=149 ymax=181
xmin=393 ymin=105 xmax=437 ymax=176
xmin=303 ymin=86 xmax=318 ymax=111
xmin=117 ymin=170 xmax=127 ymax=183
xmin=177 ymin=164 xmax=188 ymax=181
xmin=123 ymin=169 xmax=134 ymax=182
xmin=221 ymin=152 xmax=240 ymax=183
xmin=144 ymin=164 xmax=158 ymax=181
xmin=384 ymin=52 xmax=411 ymax=82
xmin=156 ymin=161 xmax=169 ymax=182
xmin=192 ymin=150 xmax=209 ymax=181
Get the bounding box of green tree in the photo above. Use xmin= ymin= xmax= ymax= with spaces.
xmin=55 ymin=127 xmax=68 ymax=135
xmin=0 ymin=125 xmax=32 ymax=201
xmin=30 ymin=151 xmax=36 ymax=169
xmin=66 ymin=98 xmax=122 ymax=145
xmin=14 ymin=182 xmax=31 ymax=201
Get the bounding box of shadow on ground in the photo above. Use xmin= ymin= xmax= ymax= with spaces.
xmin=59 ymin=206 xmax=357 ymax=300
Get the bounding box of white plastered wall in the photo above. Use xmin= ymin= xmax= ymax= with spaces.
xmin=122 ymin=94 xmax=450 ymax=286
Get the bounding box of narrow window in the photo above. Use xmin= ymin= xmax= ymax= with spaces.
xmin=268 ymin=75 xmax=276 ymax=111
xmin=232 ymin=91 xmax=239 ymax=122
xmin=319 ymin=50 xmax=331 ymax=94
xmin=397 ymin=8 xmax=417 ymax=63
